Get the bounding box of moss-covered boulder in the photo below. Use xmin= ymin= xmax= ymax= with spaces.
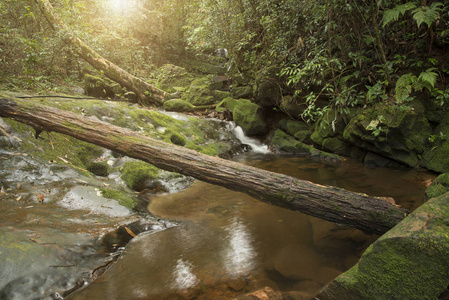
xmin=231 ymin=85 xmax=253 ymax=99
xmin=212 ymin=90 xmax=232 ymax=101
xmin=87 ymin=161 xmax=109 ymax=177
xmin=120 ymin=161 xmax=160 ymax=190
xmin=182 ymin=77 xmax=216 ymax=106
xmin=279 ymin=95 xmax=304 ymax=119
xmin=343 ymin=104 xmax=431 ymax=167
xmin=425 ymin=173 xmax=449 ymax=199
xmin=279 ymin=118 xmax=312 ymax=143
xmin=318 ymin=192 xmax=449 ymax=300
xmin=253 ymin=66 xmax=282 ymax=107
xmin=269 ymin=129 xmax=344 ymax=162
xmin=163 ymin=99 xmax=194 ymax=112
xmin=154 ymin=64 xmax=194 ymax=94
xmin=421 ymin=118 xmax=449 ymax=173
xmin=233 ymin=99 xmax=267 ymax=135
xmin=84 ymin=74 xmax=123 ymax=98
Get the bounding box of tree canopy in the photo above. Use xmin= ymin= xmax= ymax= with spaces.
xmin=1 ymin=0 xmax=448 ymax=119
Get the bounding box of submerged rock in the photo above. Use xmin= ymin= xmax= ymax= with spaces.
xmin=318 ymin=192 xmax=449 ymax=300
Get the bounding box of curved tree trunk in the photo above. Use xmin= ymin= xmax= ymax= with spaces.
xmin=33 ymin=0 xmax=166 ymax=106
xmin=0 ymin=96 xmax=408 ymax=234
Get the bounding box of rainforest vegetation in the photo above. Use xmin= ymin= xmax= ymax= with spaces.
xmin=1 ymin=0 xmax=448 ymax=121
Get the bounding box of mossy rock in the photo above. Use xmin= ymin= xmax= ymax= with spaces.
xmin=120 ymin=161 xmax=160 ymax=190
xmin=343 ymin=104 xmax=431 ymax=167
xmin=322 ymin=137 xmax=351 ymax=156
xmin=222 ymin=97 xmax=239 ymax=113
xmin=154 ymin=64 xmax=194 ymax=94
xmin=253 ymin=66 xmax=282 ymax=107
xmin=279 ymin=95 xmax=304 ymax=119
xmin=318 ymin=192 xmax=449 ymax=300
xmin=270 ymin=130 xmax=344 ymax=162
xmin=231 ymin=86 xmax=253 ymax=99
xmin=87 ymin=161 xmax=109 ymax=177
xmin=100 ymin=187 xmax=137 ymax=209
xmin=425 ymin=173 xmax=449 ymax=199
xmin=163 ymin=99 xmax=194 ymax=112
xmin=279 ymin=118 xmax=309 ymax=136
xmin=212 ymin=90 xmax=232 ymax=101
xmin=84 ymin=74 xmax=122 ymax=98
xmin=270 ymin=129 xmax=312 ymax=153
xmin=182 ymin=78 xmax=216 ymax=106
xmin=311 ymin=110 xmax=345 ymax=146
xmin=421 ymin=123 xmax=449 ymax=173
xmin=170 ymin=132 xmax=187 ymax=146
xmin=233 ymin=99 xmax=267 ymax=135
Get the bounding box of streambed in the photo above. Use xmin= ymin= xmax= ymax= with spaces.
xmin=68 ymin=153 xmax=434 ymax=299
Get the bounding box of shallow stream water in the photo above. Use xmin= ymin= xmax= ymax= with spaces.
xmin=68 ymin=153 xmax=434 ymax=300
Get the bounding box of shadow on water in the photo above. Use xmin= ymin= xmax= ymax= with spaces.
xmin=68 ymin=154 xmax=435 ymax=300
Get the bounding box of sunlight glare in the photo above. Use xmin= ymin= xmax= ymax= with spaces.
xmin=109 ymin=0 xmax=132 ymax=13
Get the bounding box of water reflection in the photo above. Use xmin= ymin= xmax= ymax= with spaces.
xmin=171 ymin=259 xmax=198 ymax=290
xmin=68 ymin=155 xmax=434 ymax=300
xmin=222 ymin=215 xmax=257 ymax=276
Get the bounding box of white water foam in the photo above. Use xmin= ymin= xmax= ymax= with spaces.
xmin=233 ymin=126 xmax=270 ymax=154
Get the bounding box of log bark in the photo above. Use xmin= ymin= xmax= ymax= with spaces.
xmin=33 ymin=0 xmax=166 ymax=106
xmin=0 ymin=96 xmax=408 ymax=234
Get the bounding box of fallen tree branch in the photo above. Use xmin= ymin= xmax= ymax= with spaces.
xmin=0 ymin=96 xmax=408 ymax=234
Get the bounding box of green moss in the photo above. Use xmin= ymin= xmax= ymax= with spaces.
xmin=270 ymin=129 xmax=313 ymax=153
xmin=120 ymin=161 xmax=159 ymax=190
xmin=170 ymin=132 xmax=187 ymax=146
xmin=163 ymin=99 xmax=194 ymax=112
xmin=100 ymin=188 xmax=136 ymax=209
xmin=320 ymin=193 xmax=449 ymax=300
xmin=279 ymin=118 xmax=309 ymax=136
xmin=233 ymin=99 xmax=267 ymax=135
xmin=425 ymin=173 xmax=449 ymax=199
xmin=222 ymin=97 xmax=239 ymax=113
xmin=87 ymin=161 xmax=109 ymax=177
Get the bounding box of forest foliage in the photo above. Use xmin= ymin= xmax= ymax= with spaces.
xmin=1 ymin=0 xmax=448 ymax=123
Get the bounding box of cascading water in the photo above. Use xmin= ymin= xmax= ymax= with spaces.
xmin=232 ymin=125 xmax=270 ymax=154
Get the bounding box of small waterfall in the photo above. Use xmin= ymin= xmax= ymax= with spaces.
xmin=233 ymin=126 xmax=270 ymax=154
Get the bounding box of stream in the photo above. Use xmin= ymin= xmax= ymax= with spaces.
xmin=67 ymin=150 xmax=433 ymax=299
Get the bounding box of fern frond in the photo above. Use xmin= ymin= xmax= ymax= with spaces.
xmin=412 ymin=2 xmax=443 ymax=28
xmin=418 ymin=68 xmax=438 ymax=90
xmin=382 ymin=2 xmax=416 ymax=27
xmin=395 ymin=73 xmax=416 ymax=102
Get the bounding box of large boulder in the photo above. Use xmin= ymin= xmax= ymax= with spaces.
xmin=181 ymin=77 xmax=216 ymax=106
xmin=84 ymin=74 xmax=123 ymax=98
xmin=343 ymin=103 xmax=431 ymax=167
xmin=154 ymin=64 xmax=194 ymax=93
xmin=253 ymin=66 xmax=282 ymax=107
xmin=232 ymin=99 xmax=267 ymax=135
xmin=421 ymin=114 xmax=449 ymax=173
xmin=318 ymin=192 xmax=449 ymax=300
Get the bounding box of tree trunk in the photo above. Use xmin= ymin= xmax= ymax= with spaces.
xmin=33 ymin=0 xmax=166 ymax=106
xmin=0 ymin=96 xmax=408 ymax=234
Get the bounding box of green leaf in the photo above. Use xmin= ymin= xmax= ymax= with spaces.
xmin=382 ymin=2 xmax=416 ymax=27
xmin=395 ymin=73 xmax=416 ymax=102
xmin=412 ymin=2 xmax=443 ymax=28
xmin=418 ymin=68 xmax=438 ymax=89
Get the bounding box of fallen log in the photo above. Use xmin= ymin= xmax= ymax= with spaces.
xmin=0 ymin=96 xmax=408 ymax=234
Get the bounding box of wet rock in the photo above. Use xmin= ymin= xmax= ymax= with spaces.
xmin=274 ymin=244 xmax=322 ymax=281
xmin=283 ymin=290 xmax=316 ymax=300
xmin=425 ymin=173 xmax=449 ymax=199
xmin=59 ymin=185 xmax=132 ymax=217
xmin=235 ymin=286 xmax=283 ymax=300
xmin=293 ymin=279 xmax=322 ymax=294
xmin=232 ymin=99 xmax=267 ymax=135
xmin=318 ymin=192 xmax=449 ymax=300
xmin=342 ymin=104 xmax=431 ymax=168
xmin=163 ymin=99 xmax=195 ymax=112
xmin=310 ymin=218 xmax=368 ymax=253
xmin=231 ymin=86 xmax=253 ymax=99
xmin=253 ymin=66 xmax=282 ymax=107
